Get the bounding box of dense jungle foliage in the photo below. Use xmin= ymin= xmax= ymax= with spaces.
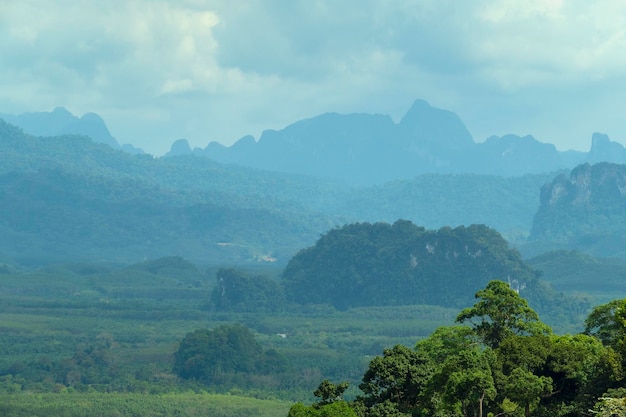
xmin=289 ymin=282 xmax=626 ymax=417
xmin=280 ymin=221 xmax=588 ymax=328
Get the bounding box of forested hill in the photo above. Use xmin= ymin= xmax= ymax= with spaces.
xmin=281 ymin=221 xmax=584 ymax=323
xmin=529 ymin=162 xmax=626 ymax=258
xmin=0 ymin=120 xmax=347 ymax=265
xmin=1 ymin=117 xmax=562 ymax=266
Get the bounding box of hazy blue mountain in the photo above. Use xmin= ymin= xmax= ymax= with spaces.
xmin=0 ymin=106 xmax=121 ymax=149
xmin=0 ymin=166 xmax=338 ymax=266
xmin=3 ymin=114 xmax=619 ymax=267
xmin=527 ymin=162 xmax=626 ymax=258
xmin=335 ymin=173 xmax=554 ymax=244
xmin=165 ymin=138 xmax=193 ymax=157
xmin=197 ymin=99 xmax=482 ymax=183
xmin=465 ymin=134 xmax=585 ymax=176
xmin=186 ymin=99 xmax=603 ymax=183
xmin=586 ymin=132 xmax=626 ymax=163
xmin=121 ymin=143 xmax=146 ymax=155
xmin=0 ymin=119 xmax=349 ymax=265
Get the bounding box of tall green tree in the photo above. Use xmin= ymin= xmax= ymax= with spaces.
xmin=456 ymin=280 xmax=551 ymax=348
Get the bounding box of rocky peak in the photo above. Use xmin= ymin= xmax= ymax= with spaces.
xmin=396 ymin=99 xmax=474 ymax=152
xmin=540 ymin=163 xmax=626 ymax=208
xmin=165 ymin=138 xmax=192 ymax=157
xmin=587 ymin=132 xmax=626 ymax=164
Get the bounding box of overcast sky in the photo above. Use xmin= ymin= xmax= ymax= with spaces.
xmin=1 ymin=0 xmax=625 ymax=155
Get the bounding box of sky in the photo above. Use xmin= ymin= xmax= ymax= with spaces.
xmin=1 ymin=0 xmax=625 ymax=156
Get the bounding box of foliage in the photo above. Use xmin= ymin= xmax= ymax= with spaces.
xmin=585 ymin=298 xmax=626 ymax=348
xmin=456 ymin=280 xmax=551 ymax=348
xmin=210 ymin=268 xmax=286 ymax=312
xmin=0 ymin=392 xmax=290 ymax=417
xmin=282 ymin=221 xmax=579 ymax=324
xmin=314 ymin=380 xmax=350 ymax=405
xmin=358 ymin=345 xmax=433 ymax=415
xmin=319 ymin=281 xmax=624 ymax=417
xmin=288 ymin=401 xmax=357 ymax=417
xmin=172 ymin=323 xmax=282 ymax=383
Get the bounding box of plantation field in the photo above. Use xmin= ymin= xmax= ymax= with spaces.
xmin=0 ymin=392 xmax=291 ymax=417
xmin=0 ymin=262 xmax=457 ymax=410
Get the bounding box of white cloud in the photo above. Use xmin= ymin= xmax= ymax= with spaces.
xmin=1 ymin=0 xmax=626 ymax=154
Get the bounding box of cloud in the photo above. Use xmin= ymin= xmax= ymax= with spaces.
xmin=1 ymin=0 xmax=626 ymax=154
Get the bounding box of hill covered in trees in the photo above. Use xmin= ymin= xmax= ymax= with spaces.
xmin=279 ymin=221 xmax=585 ymax=324
xmin=0 ymin=118 xmax=555 ymax=266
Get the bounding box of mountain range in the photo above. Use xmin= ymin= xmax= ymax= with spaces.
xmin=169 ymin=99 xmax=623 ymax=183
xmin=3 ymin=100 xmax=626 ymax=184
xmin=2 ymin=100 xmax=626 ymax=265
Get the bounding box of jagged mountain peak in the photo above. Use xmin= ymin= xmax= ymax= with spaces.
xmin=0 ymin=107 xmax=120 ymax=149
xmin=165 ymin=138 xmax=193 ymax=157
xmin=397 ymin=99 xmax=474 ymax=152
xmin=587 ymin=132 xmax=626 ymax=164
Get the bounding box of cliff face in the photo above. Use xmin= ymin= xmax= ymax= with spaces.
xmin=538 ymin=163 xmax=626 ymax=208
xmin=530 ymin=163 xmax=626 ymax=257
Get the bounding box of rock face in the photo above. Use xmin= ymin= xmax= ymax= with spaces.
xmin=0 ymin=107 xmax=120 ymax=149
xmin=530 ymin=162 xmax=626 ymax=257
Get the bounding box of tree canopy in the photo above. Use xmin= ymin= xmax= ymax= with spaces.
xmin=297 ymin=280 xmax=626 ymax=417
xmin=284 ymin=221 xmax=541 ymax=310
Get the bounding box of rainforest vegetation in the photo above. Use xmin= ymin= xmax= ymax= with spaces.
xmin=2 ymin=120 xmax=626 ymax=416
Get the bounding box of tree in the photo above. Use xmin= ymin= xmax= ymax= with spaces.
xmin=439 ymin=349 xmax=496 ymax=417
xmin=210 ymin=268 xmax=285 ymax=312
xmin=585 ymin=298 xmax=626 ymax=349
xmin=591 ymin=389 xmax=626 ymax=417
xmin=503 ymin=368 xmax=552 ymax=417
xmin=288 ymin=401 xmax=357 ymax=417
xmin=314 ymin=380 xmax=350 ymax=405
xmin=456 ymin=280 xmax=551 ymax=348
xmin=359 ymin=344 xmax=433 ymax=415
xmin=172 ymin=323 xmax=266 ymax=383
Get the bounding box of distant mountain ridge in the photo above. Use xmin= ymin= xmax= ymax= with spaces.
xmin=0 ymin=107 xmax=142 ymax=152
xmin=0 ymin=117 xmax=557 ymax=266
xmin=163 ymin=99 xmax=625 ymax=183
xmin=3 ymin=101 xmax=625 ymax=184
